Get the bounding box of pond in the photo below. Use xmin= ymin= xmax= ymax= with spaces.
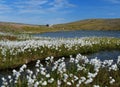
xmin=33 ymin=30 xmax=120 ymax=38
xmin=87 ymin=50 xmax=120 ymax=62
xmin=0 ymin=50 xmax=120 ymax=86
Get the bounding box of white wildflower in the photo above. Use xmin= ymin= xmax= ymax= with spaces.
xmin=46 ymin=74 xmax=50 ymax=78
xmin=48 ymin=78 xmax=54 ymax=83
xmin=57 ymin=80 xmax=61 ymax=86
xmin=84 ymin=78 xmax=93 ymax=84
xmin=34 ymin=81 xmax=39 ymax=87
xmin=93 ymin=85 xmax=100 ymax=87
xmin=67 ymin=82 xmax=72 ymax=85
xmin=42 ymin=81 xmax=47 ymax=86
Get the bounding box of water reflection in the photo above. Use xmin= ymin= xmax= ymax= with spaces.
xmin=33 ymin=30 xmax=120 ymax=38
xmin=87 ymin=50 xmax=120 ymax=62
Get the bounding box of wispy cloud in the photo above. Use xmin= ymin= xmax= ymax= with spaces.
xmin=107 ymin=12 xmax=116 ymax=16
xmin=0 ymin=2 xmax=12 ymax=14
xmin=49 ymin=0 xmax=75 ymax=9
xmin=0 ymin=0 xmax=75 ymax=14
xmin=10 ymin=0 xmax=76 ymax=14
xmin=0 ymin=0 xmax=76 ymax=24
xmin=106 ymin=0 xmax=120 ymax=4
xmin=46 ymin=18 xmax=67 ymax=24
xmin=14 ymin=0 xmax=48 ymax=9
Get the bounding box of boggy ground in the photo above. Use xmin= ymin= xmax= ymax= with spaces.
xmin=0 ymin=35 xmax=120 ymax=70
xmin=1 ymin=53 xmax=120 ymax=87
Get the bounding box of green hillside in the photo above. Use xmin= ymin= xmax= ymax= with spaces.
xmin=0 ymin=22 xmax=61 ymax=33
xmin=53 ymin=18 xmax=120 ymax=30
xmin=0 ymin=18 xmax=120 ymax=33
xmin=0 ymin=22 xmax=49 ymax=33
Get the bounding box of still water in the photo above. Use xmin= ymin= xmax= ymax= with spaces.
xmin=33 ymin=30 xmax=120 ymax=38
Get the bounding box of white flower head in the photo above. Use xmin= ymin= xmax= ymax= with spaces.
xmin=42 ymin=81 xmax=47 ymax=86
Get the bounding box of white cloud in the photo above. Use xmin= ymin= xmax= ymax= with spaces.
xmin=0 ymin=0 xmax=76 ymax=14
xmin=0 ymin=0 xmax=76 ymax=24
xmin=14 ymin=0 xmax=48 ymax=8
xmin=37 ymin=17 xmax=67 ymax=24
xmin=49 ymin=0 xmax=75 ymax=11
xmin=0 ymin=14 xmax=67 ymax=24
xmin=12 ymin=0 xmax=75 ymax=14
xmin=0 ymin=0 xmax=5 ymax=3
xmin=107 ymin=12 xmax=116 ymax=16
xmin=0 ymin=3 xmax=12 ymax=14
xmin=106 ymin=0 xmax=120 ymax=3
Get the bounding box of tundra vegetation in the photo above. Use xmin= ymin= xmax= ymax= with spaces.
xmin=0 ymin=18 xmax=120 ymax=86
xmin=1 ymin=18 xmax=120 ymax=34
xmin=1 ymin=53 xmax=120 ymax=87
xmin=0 ymin=33 xmax=120 ymax=87
xmin=0 ymin=33 xmax=120 ymax=70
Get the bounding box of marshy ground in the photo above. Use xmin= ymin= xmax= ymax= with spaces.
xmin=0 ymin=32 xmax=120 ymax=87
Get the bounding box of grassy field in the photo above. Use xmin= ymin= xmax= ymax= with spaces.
xmin=0 ymin=22 xmax=64 ymax=33
xmin=53 ymin=18 xmax=120 ymax=31
xmin=0 ymin=18 xmax=120 ymax=34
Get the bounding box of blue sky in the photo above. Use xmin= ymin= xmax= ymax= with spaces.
xmin=0 ymin=0 xmax=120 ymax=24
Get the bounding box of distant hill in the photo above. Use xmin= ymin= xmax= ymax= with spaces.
xmin=0 ymin=18 xmax=120 ymax=33
xmin=53 ymin=18 xmax=120 ymax=30
xmin=0 ymin=22 xmax=48 ymax=33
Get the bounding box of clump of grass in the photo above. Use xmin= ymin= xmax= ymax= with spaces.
xmin=0 ymin=35 xmax=17 ymax=41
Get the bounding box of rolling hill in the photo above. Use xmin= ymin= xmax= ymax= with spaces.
xmin=0 ymin=18 xmax=120 ymax=33
xmin=53 ymin=18 xmax=120 ymax=30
